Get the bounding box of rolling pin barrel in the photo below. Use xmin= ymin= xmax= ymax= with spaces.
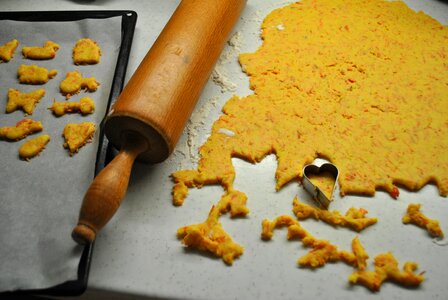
xmin=72 ymin=0 xmax=246 ymax=244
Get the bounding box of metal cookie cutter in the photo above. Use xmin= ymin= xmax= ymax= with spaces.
xmin=302 ymin=163 xmax=339 ymax=209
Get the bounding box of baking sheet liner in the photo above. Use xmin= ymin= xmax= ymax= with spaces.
xmin=0 ymin=16 xmax=121 ymax=291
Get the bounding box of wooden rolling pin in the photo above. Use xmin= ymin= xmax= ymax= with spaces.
xmin=72 ymin=0 xmax=246 ymax=244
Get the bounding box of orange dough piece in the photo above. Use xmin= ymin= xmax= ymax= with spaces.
xmin=19 ymin=134 xmax=50 ymax=160
xmin=72 ymin=38 xmax=101 ymax=65
xmin=307 ymin=171 xmax=336 ymax=200
xmin=50 ymin=97 xmax=95 ymax=116
xmin=262 ymin=215 xmax=369 ymax=270
xmin=62 ymin=122 xmax=95 ymax=155
xmin=177 ymin=189 xmax=248 ymax=265
xmin=17 ymin=65 xmax=57 ymax=84
xmin=0 ymin=119 xmax=43 ymax=141
xmin=292 ymin=197 xmax=377 ymax=232
xmin=6 ymin=88 xmax=46 ymax=115
xmin=0 ymin=39 xmax=19 ymax=62
xmin=349 ymin=252 xmax=424 ymax=292
xmin=59 ymin=70 xmax=99 ymax=99
xmin=22 ymin=41 xmax=60 ymax=60
xmin=402 ymin=203 xmax=443 ymax=238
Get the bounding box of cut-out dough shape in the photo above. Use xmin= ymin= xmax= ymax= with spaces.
xmin=59 ymin=70 xmax=99 ymax=99
xmin=22 ymin=40 xmax=60 ymax=60
xmin=50 ymin=97 xmax=95 ymax=116
xmin=72 ymin=38 xmax=101 ymax=65
xmin=18 ymin=65 xmax=57 ymax=84
xmin=402 ymin=203 xmax=443 ymax=238
xmin=6 ymin=88 xmax=46 ymax=115
xmin=19 ymin=134 xmax=50 ymax=160
xmin=0 ymin=119 xmax=43 ymax=141
xmin=62 ymin=122 xmax=95 ymax=155
xmin=0 ymin=39 xmax=19 ymax=62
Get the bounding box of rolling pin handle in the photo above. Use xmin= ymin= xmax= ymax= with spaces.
xmin=72 ymin=131 xmax=148 ymax=244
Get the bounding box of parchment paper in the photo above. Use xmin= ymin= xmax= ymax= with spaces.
xmin=0 ymin=16 xmax=121 ymax=291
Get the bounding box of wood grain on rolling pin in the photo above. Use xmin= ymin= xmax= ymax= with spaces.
xmin=72 ymin=0 xmax=246 ymax=244
xmin=106 ymin=0 xmax=247 ymax=163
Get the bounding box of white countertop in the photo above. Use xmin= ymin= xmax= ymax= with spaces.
xmin=3 ymin=1 xmax=448 ymax=299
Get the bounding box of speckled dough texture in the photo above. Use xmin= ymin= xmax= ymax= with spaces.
xmin=172 ymin=0 xmax=448 ymax=264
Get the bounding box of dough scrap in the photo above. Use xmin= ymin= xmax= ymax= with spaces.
xmin=72 ymin=38 xmax=101 ymax=65
xmin=50 ymin=97 xmax=95 ymax=116
xmin=0 ymin=119 xmax=43 ymax=141
xmin=22 ymin=41 xmax=60 ymax=60
xmin=402 ymin=203 xmax=443 ymax=238
xmin=19 ymin=134 xmax=50 ymax=160
xmin=261 ymin=215 xmax=368 ymax=270
xmin=292 ymin=197 xmax=377 ymax=232
xmin=0 ymin=39 xmax=19 ymax=62
xmin=177 ymin=189 xmax=247 ymax=265
xmin=349 ymin=252 xmax=424 ymax=292
xmin=62 ymin=122 xmax=95 ymax=155
xmin=6 ymin=88 xmax=46 ymax=115
xmin=59 ymin=70 xmax=99 ymax=99
xmin=18 ymin=65 xmax=57 ymax=84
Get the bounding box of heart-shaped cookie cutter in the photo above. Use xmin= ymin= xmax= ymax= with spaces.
xmin=302 ymin=163 xmax=339 ymax=209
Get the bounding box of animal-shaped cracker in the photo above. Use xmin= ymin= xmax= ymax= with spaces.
xmin=63 ymin=122 xmax=95 ymax=155
xmin=6 ymin=88 xmax=46 ymax=115
xmin=72 ymin=38 xmax=101 ymax=65
xmin=22 ymin=40 xmax=60 ymax=60
xmin=19 ymin=134 xmax=50 ymax=160
xmin=402 ymin=203 xmax=443 ymax=238
xmin=18 ymin=65 xmax=57 ymax=84
xmin=0 ymin=119 xmax=43 ymax=141
xmin=59 ymin=70 xmax=99 ymax=99
xmin=0 ymin=39 xmax=19 ymax=62
xmin=50 ymin=97 xmax=95 ymax=116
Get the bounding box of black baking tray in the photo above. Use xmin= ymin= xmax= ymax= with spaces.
xmin=0 ymin=10 xmax=137 ymax=298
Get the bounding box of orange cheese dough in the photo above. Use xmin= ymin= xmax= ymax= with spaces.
xmin=261 ymin=215 xmax=368 ymax=270
xmin=50 ymin=97 xmax=95 ymax=117
xmin=307 ymin=171 xmax=336 ymax=200
xmin=62 ymin=122 xmax=95 ymax=155
xmin=19 ymin=134 xmax=50 ymax=160
xmin=17 ymin=65 xmax=57 ymax=84
xmin=22 ymin=41 xmax=60 ymax=60
xmin=177 ymin=189 xmax=248 ymax=265
xmin=59 ymin=70 xmax=99 ymax=99
xmin=0 ymin=39 xmax=19 ymax=62
xmin=349 ymin=252 xmax=424 ymax=292
xmin=72 ymin=38 xmax=101 ymax=65
xmin=402 ymin=203 xmax=443 ymax=238
xmin=0 ymin=119 xmax=43 ymax=141
xmin=6 ymin=88 xmax=46 ymax=115
xmin=292 ymin=197 xmax=377 ymax=232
